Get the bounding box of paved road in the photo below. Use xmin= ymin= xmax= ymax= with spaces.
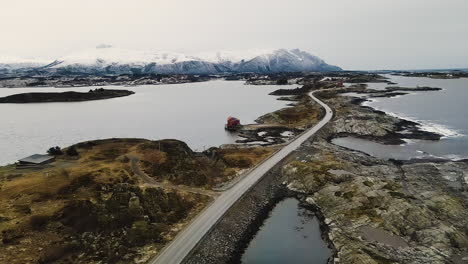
xmin=150 ymin=90 xmax=333 ymax=264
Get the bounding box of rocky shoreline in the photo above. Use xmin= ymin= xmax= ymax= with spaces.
xmin=184 ymin=77 xmax=468 ymax=264
xmin=316 ymin=88 xmax=443 ymax=145
xmin=288 ymin=136 xmax=468 ymax=263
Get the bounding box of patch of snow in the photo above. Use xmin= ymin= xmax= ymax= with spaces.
xmin=281 ymin=131 xmax=294 ymax=137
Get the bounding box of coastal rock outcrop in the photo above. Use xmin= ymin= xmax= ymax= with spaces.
xmin=285 ymin=137 xmax=468 ymax=264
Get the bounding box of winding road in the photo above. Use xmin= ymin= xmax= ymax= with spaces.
xmin=150 ymin=90 xmax=333 ymax=264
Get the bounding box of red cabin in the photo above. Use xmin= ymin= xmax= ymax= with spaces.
xmin=225 ymin=116 xmax=241 ymax=131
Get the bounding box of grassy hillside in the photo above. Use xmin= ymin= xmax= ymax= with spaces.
xmin=0 ymin=138 xmax=275 ymax=264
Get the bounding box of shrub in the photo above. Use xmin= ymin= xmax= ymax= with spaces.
xmin=30 ymin=215 xmax=50 ymax=230
xmin=47 ymin=146 xmax=63 ymax=156
xmin=1 ymin=229 xmax=24 ymax=244
xmin=66 ymin=146 xmax=79 ymax=156
xmin=127 ymin=221 xmax=163 ymax=246
xmin=60 ymin=200 xmax=98 ymax=232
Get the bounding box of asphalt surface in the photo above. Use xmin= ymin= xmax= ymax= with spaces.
xmin=150 ymin=91 xmax=333 ymax=264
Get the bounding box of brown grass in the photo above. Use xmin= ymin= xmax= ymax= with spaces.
xmin=0 ymin=138 xmax=279 ymax=263
xmin=219 ymin=146 xmax=276 ymax=169
xmin=259 ymin=96 xmax=321 ymax=128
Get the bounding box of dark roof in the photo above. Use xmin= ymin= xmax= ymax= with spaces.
xmin=18 ymin=154 xmax=55 ymax=164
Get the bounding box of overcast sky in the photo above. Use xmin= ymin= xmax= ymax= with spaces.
xmin=1 ymin=0 xmax=467 ymax=70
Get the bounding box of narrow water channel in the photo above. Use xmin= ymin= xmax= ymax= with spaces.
xmin=241 ymin=198 xmax=331 ymax=264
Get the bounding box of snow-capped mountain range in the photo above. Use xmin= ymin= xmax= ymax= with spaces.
xmin=0 ymin=46 xmax=342 ymax=75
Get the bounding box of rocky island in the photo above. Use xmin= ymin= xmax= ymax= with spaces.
xmin=0 ymin=88 xmax=134 ymax=103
